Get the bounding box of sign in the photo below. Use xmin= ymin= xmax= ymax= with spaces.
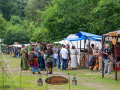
xmin=112 ymin=38 xmax=117 ymax=45
xmin=45 ymin=76 xmax=69 ymax=85
xmin=109 ymin=32 xmax=118 ymax=36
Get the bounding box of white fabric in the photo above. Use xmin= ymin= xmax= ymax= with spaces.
xmin=60 ymin=48 xmax=68 ymax=59
xmin=53 ymin=54 xmax=58 ymax=59
xmin=71 ymin=49 xmax=77 ymax=68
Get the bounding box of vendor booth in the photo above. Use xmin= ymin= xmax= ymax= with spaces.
xmin=102 ymin=30 xmax=120 ymax=81
xmin=64 ymin=31 xmax=102 ymax=68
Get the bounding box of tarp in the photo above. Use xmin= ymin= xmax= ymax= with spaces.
xmin=76 ymin=31 xmax=102 ymax=38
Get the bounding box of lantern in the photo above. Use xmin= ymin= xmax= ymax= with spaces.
xmin=72 ymin=77 xmax=77 ymax=85
xmin=37 ymin=78 xmax=43 ymax=86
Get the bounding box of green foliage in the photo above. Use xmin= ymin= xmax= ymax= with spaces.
xmin=10 ymin=16 xmax=22 ymax=25
xmin=0 ymin=0 xmax=28 ymax=21
xmin=4 ymin=24 xmax=29 ymax=45
xmin=1 ymin=0 xmax=120 ymax=44
xmin=0 ymin=14 xmax=7 ymax=38
xmin=25 ymin=0 xmax=51 ymax=25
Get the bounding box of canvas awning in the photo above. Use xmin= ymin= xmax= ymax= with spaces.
xmin=64 ymin=38 xmax=84 ymax=41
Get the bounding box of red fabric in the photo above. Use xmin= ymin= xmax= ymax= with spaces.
xmin=116 ymin=46 xmax=120 ymax=57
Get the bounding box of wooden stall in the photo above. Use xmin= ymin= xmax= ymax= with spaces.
xmin=102 ymin=30 xmax=120 ymax=81
xmin=64 ymin=31 xmax=102 ymax=68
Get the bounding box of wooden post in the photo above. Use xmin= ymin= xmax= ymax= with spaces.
xmin=84 ymin=40 xmax=85 ymax=66
xmin=114 ymin=45 xmax=117 ymax=80
xmin=102 ymin=36 xmax=104 ymax=78
xmin=80 ymin=40 xmax=81 ymax=66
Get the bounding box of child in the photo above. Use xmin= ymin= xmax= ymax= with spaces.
xmin=53 ymin=52 xmax=58 ymax=67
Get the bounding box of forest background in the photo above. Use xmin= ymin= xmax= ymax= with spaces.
xmin=0 ymin=0 xmax=120 ymax=45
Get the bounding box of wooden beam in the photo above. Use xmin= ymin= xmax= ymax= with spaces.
xmin=102 ymin=36 xmax=104 ymax=78
xmin=114 ymin=44 xmax=117 ymax=81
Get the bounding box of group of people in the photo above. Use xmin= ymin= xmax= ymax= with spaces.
xmin=9 ymin=47 xmax=21 ymax=58
xmin=88 ymin=43 xmax=113 ymax=74
xmin=20 ymin=43 xmax=79 ymax=74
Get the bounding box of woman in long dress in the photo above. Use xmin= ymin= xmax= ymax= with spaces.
xmin=70 ymin=46 xmax=77 ymax=69
xmin=21 ymin=45 xmax=29 ymax=70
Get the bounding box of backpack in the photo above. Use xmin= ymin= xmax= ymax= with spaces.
xmin=28 ymin=52 xmax=34 ymax=61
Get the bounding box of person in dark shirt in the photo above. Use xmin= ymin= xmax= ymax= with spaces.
xmin=35 ymin=43 xmax=42 ymax=70
xmin=58 ymin=46 xmax=62 ymax=70
xmin=15 ymin=47 xmax=18 ymax=58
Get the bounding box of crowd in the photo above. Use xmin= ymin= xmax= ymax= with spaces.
xmin=9 ymin=42 xmax=119 ymax=75
xmin=9 ymin=47 xmax=21 ymax=58
xmin=88 ymin=43 xmax=114 ymax=74
xmin=12 ymin=43 xmax=78 ymax=74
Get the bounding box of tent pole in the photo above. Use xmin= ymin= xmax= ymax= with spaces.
xmin=84 ymin=40 xmax=85 ymax=66
xmin=80 ymin=40 xmax=81 ymax=66
xmin=102 ymin=36 xmax=104 ymax=78
xmin=114 ymin=44 xmax=117 ymax=81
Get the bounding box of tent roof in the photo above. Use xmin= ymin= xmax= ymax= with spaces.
xmin=64 ymin=38 xmax=84 ymax=41
xmin=102 ymin=30 xmax=120 ymax=36
xmin=76 ymin=31 xmax=102 ymax=38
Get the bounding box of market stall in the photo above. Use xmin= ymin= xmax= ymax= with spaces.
xmin=102 ymin=30 xmax=120 ymax=81
xmin=64 ymin=31 xmax=102 ymax=68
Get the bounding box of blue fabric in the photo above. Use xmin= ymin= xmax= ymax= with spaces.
xmin=62 ymin=58 xmax=67 ymax=70
xmin=53 ymin=59 xmax=57 ymax=67
xmin=88 ymin=56 xmax=94 ymax=67
xmin=58 ymin=57 xmax=61 ymax=69
xmin=79 ymin=31 xmax=102 ymax=38
xmin=31 ymin=67 xmax=39 ymax=72
xmin=15 ymin=53 xmax=18 ymax=58
xmin=38 ymin=56 xmax=42 ymax=70
xmin=44 ymin=61 xmax=47 ymax=70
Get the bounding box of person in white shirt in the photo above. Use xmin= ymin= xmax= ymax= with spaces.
xmin=53 ymin=52 xmax=58 ymax=67
xmin=60 ymin=45 xmax=69 ymax=70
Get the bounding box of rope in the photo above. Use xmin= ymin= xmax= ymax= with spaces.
xmin=0 ymin=51 xmax=20 ymax=87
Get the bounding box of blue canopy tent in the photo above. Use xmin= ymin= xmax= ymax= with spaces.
xmin=76 ymin=31 xmax=102 ymax=38
xmin=64 ymin=31 xmax=102 ymax=68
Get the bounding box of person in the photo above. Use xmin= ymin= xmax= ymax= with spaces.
xmin=103 ymin=44 xmax=112 ymax=74
xmin=58 ymin=46 xmax=62 ymax=70
xmin=17 ymin=49 xmax=21 ymax=58
xmin=10 ymin=46 xmax=14 ymax=58
xmin=90 ymin=46 xmax=101 ymax=71
xmin=15 ymin=47 xmax=18 ymax=58
xmin=28 ymin=42 xmax=32 ymax=55
xmin=43 ymin=50 xmax=47 ymax=70
xmin=116 ymin=43 xmax=120 ymax=62
xmin=53 ymin=45 xmax=57 ymax=54
xmin=44 ymin=45 xmax=53 ymax=74
xmin=60 ymin=45 xmax=69 ymax=70
xmin=35 ymin=43 xmax=42 ymax=70
xmin=66 ymin=44 xmax=70 ymax=69
xmin=53 ymin=52 xmax=58 ymax=67
xmin=29 ymin=48 xmax=41 ymax=74
xmin=21 ymin=45 xmax=29 ymax=70
xmin=70 ymin=46 xmax=77 ymax=69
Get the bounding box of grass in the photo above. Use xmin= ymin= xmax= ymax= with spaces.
xmin=0 ymin=53 xmax=120 ymax=90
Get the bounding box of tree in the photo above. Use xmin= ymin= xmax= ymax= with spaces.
xmin=25 ymin=0 xmax=51 ymax=25
xmin=0 ymin=0 xmax=28 ymax=20
xmin=41 ymin=0 xmax=100 ymax=42
xmin=4 ymin=24 xmax=29 ymax=45
xmin=0 ymin=14 xmax=7 ymax=38
xmin=91 ymin=0 xmax=120 ymax=35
